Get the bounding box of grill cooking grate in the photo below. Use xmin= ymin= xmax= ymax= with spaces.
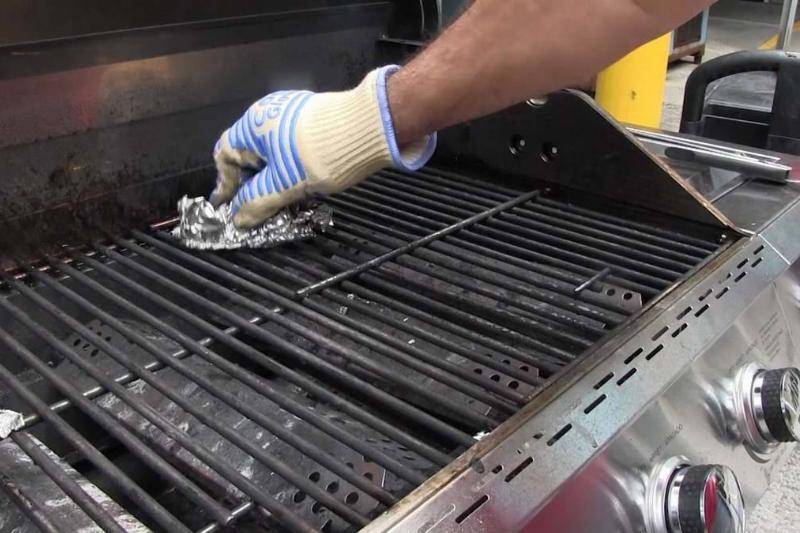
xmin=0 ymin=167 xmax=721 ymax=532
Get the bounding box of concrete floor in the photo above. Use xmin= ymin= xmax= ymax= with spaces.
xmin=659 ymin=3 xmax=800 ymax=531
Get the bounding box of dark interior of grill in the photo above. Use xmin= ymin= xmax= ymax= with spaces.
xmin=0 ymin=165 xmax=725 ymax=532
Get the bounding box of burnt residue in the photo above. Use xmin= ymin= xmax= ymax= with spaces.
xmin=0 ymin=166 xmax=215 ymax=269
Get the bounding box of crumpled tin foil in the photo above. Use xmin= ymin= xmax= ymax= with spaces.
xmin=0 ymin=409 xmax=24 ymax=438
xmin=171 ymin=196 xmax=333 ymax=250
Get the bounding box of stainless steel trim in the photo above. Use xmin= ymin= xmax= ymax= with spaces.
xmin=751 ymin=371 xmax=774 ymax=443
xmin=646 ymin=456 xmax=689 ymax=533
xmin=666 ymin=467 xmax=688 ymax=533
xmin=733 ymin=363 xmax=775 ymax=455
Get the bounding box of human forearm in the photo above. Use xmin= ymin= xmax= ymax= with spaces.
xmin=389 ymin=0 xmax=715 ymax=145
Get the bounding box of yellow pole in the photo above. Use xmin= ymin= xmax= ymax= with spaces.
xmin=595 ymin=33 xmax=671 ymax=128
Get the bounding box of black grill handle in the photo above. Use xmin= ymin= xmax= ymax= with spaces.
xmin=679 ymin=50 xmax=799 ymax=135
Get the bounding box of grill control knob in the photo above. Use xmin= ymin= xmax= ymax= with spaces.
xmin=752 ymin=368 xmax=800 ymax=443
xmin=665 ymin=464 xmax=745 ymax=533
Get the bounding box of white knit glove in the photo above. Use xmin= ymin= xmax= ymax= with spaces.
xmin=211 ymin=65 xmax=437 ymax=228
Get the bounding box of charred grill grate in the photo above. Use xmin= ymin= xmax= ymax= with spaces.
xmin=0 ymin=167 xmax=721 ymax=532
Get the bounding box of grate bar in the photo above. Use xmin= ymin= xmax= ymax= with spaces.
xmin=535 ymin=197 xmax=720 ymax=252
xmin=82 ymin=245 xmax=449 ymax=472
xmin=297 ymin=238 xmax=572 ymax=367
xmin=417 ymin=166 xmax=719 ymax=252
xmin=199 ymin=251 xmax=525 ymax=406
xmin=2 ymin=273 xmax=324 ymax=532
xmin=342 ymin=186 xmax=678 ymax=288
xmin=197 ymin=500 xmax=255 ymax=533
xmin=327 ymin=194 xmax=642 ymax=309
xmin=11 ymin=431 xmax=128 ymax=533
xmin=322 ymin=229 xmax=590 ymax=353
xmin=34 ymin=261 xmax=399 ymax=507
xmin=329 ymin=194 xmax=663 ymax=296
xmin=0 ymin=332 xmax=193 ymax=533
xmin=331 ymin=192 xmax=630 ymax=318
xmin=21 ymin=317 xmax=262 ymax=429
xmin=332 ymin=216 xmax=614 ymax=333
xmin=86 ymin=245 xmax=454 ymax=464
xmin=277 ymin=244 xmax=562 ymax=373
xmin=128 ymin=230 xmax=497 ymax=431
xmin=327 ymin=225 xmax=597 ymax=348
xmin=0 ymin=468 xmax=61 ymax=533
xmin=101 ymin=237 xmax=476 ymax=446
xmin=375 ymin=170 xmax=709 ymax=264
xmin=482 ymin=217 xmax=685 ymax=279
xmin=295 ymin=190 xmax=540 ymax=298
xmin=237 ymin=251 xmax=542 ymax=386
xmin=495 ymin=211 xmax=696 ymax=271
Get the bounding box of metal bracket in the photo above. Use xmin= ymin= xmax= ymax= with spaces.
xmin=434 ymin=90 xmax=737 ymax=230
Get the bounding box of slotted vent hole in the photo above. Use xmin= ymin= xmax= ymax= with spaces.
xmin=547 ymin=424 xmax=572 ymax=446
xmin=645 ymin=345 xmax=663 ymax=361
xmin=652 ymin=326 xmax=668 ymax=341
xmin=625 ymin=348 xmax=643 ymax=365
xmin=594 ymin=372 xmax=614 ymax=390
xmin=671 ymin=323 xmax=688 ymax=338
xmin=584 ymin=394 xmax=607 ymax=414
xmin=455 ymin=495 xmax=489 ymax=524
xmin=617 ymin=368 xmax=637 ymax=386
xmin=504 ymin=457 xmax=533 ymax=483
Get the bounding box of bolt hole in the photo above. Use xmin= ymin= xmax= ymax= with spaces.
xmin=309 ymin=471 xmax=320 ymax=482
xmin=509 ymin=135 xmax=528 ymax=156
xmin=312 ymin=502 xmax=323 ymax=514
xmin=541 ymin=143 xmax=558 ymax=163
xmin=345 ymin=492 xmax=359 ymax=505
xmin=490 ymin=374 xmax=500 ymax=382
xmin=623 ymin=292 xmax=633 ymax=300
xmin=364 ymin=472 xmax=374 ymax=480
xmin=293 ymin=491 xmax=306 ymax=503
xmin=326 ymin=481 xmax=339 ymax=493
xmin=474 ymin=368 xmax=483 ymax=375
xmin=508 ymin=380 xmax=519 ymax=389
xmin=520 ymin=365 xmax=529 ymax=372
xmin=606 ymin=288 xmax=616 ymax=296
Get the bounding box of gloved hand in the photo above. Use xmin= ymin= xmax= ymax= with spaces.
xmin=211 ymin=65 xmax=437 ymax=229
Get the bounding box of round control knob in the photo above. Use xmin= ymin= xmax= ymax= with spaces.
xmin=752 ymin=368 xmax=800 ymax=443
xmin=665 ymin=465 xmax=745 ymax=533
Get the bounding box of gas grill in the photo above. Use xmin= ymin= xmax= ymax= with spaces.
xmin=1 ymin=3 xmax=800 ymax=533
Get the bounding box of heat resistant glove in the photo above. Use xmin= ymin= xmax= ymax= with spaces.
xmin=211 ymin=65 xmax=437 ymax=229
